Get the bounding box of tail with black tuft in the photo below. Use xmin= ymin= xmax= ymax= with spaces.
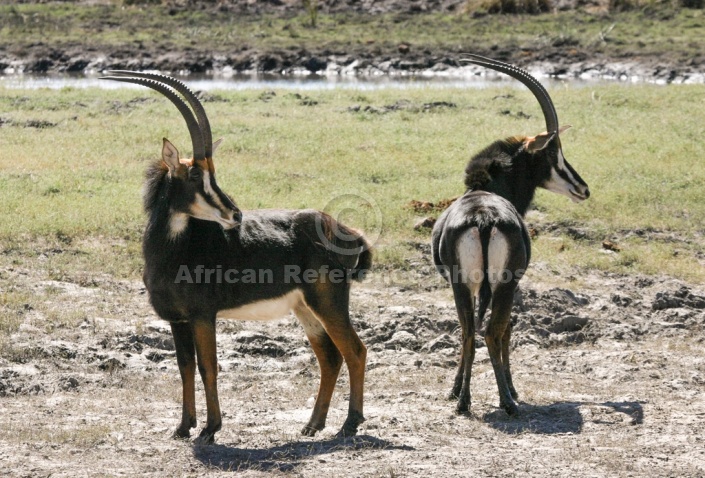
xmin=316 ymin=212 xmax=373 ymax=282
xmin=476 ymin=226 xmax=494 ymax=329
xmin=350 ymin=236 xmax=373 ymax=282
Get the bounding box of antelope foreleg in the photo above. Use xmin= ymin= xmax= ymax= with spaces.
xmin=170 ymin=322 xmax=197 ymax=439
xmin=192 ymin=318 xmax=222 ymax=445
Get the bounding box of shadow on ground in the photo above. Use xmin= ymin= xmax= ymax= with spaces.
xmin=192 ymin=435 xmax=414 ymax=472
xmin=483 ymin=401 xmax=644 ymax=434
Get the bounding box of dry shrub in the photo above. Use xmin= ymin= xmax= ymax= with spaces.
xmin=123 ymin=0 xmax=162 ymax=5
xmin=607 ymin=0 xmax=642 ymax=11
xmin=608 ymin=0 xmax=702 ymax=10
xmin=464 ymin=0 xmax=553 ymax=14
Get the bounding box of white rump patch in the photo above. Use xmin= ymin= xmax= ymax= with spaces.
xmin=456 ymin=227 xmax=484 ymax=297
xmin=216 ymin=289 xmax=304 ymax=321
xmin=487 ymin=227 xmax=510 ymax=292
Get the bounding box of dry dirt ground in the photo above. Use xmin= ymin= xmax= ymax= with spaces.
xmin=1 ymin=246 xmax=705 ymax=477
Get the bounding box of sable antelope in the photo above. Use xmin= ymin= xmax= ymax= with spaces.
xmin=431 ymin=55 xmax=589 ymax=415
xmin=101 ymin=71 xmax=372 ymax=444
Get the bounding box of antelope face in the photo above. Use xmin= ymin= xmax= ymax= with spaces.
xmin=526 ymin=130 xmax=590 ymax=203
xmin=162 ymin=138 xmax=242 ymax=234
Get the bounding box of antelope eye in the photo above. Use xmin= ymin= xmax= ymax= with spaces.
xmin=188 ymin=167 xmax=202 ymax=180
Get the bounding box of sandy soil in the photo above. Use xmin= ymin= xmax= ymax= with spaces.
xmin=1 ymin=245 xmax=704 ymax=477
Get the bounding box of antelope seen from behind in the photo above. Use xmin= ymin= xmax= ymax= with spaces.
xmin=101 ymin=71 xmax=372 ymax=444
xmin=432 ymin=55 xmax=590 ymax=415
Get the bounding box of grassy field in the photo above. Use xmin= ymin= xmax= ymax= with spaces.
xmin=1 ymin=82 xmax=705 ymax=291
xmin=3 ymin=82 xmax=705 ymax=478
xmin=1 ymin=3 xmax=704 ymax=65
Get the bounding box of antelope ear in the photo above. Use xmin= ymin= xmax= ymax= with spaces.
xmin=212 ymin=138 xmax=224 ymax=154
xmin=525 ymin=131 xmax=556 ymax=153
xmin=162 ymin=138 xmax=181 ymax=171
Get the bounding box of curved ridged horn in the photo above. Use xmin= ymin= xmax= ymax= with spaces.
xmin=106 ymin=71 xmax=214 ymax=159
xmin=99 ymin=75 xmax=206 ymax=161
xmin=460 ymin=54 xmax=559 ymax=134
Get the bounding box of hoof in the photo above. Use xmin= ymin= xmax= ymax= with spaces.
xmin=502 ymin=400 xmax=519 ymax=416
xmin=193 ymin=429 xmax=216 ymax=446
xmin=173 ymin=417 xmax=196 ymax=440
xmin=301 ymin=425 xmax=321 ymax=437
xmin=335 ymin=426 xmax=358 ymax=438
xmin=172 ymin=427 xmax=191 ymax=440
xmin=455 ymin=390 xmax=471 ymax=414
xmin=336 ymin=412 xmax=365 ymax=438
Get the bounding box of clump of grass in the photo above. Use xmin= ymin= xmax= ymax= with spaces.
xmin=9 ymin=423 xmax=113 ymax=448
xmin=302 ymin=0 xmax=319 ymax=28
xmin=0 ymin=290 xmax=32 ymax=335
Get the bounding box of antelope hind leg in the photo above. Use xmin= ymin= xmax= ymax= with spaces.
xmin=502 ymin=323 xmax=518 ymax=400
xmin=484 ymin=290 xmax=519 ymax=416
xmin=451 ymin=281 xmax=476 ymax=413
xmin=294 ymin=305 xmax=344 ymax=437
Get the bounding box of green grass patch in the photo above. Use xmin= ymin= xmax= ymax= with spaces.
xmin=0 ymin=4 xmax=703 ymax=64
xmin=1 ymin=83 xmax=705 ymax=285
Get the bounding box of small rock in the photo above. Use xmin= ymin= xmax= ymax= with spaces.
xmin=423 ymin=334 xmax=456 ymax=352
xmin=99 ymin=358 xmax=126 ymax=372
xmin=59 ymin=377 xmax=79 ymax=391
xmin=547 ymin=316 xmax=589 ymax=333
xmin=385 ymin=331 xmax=419 ymax=351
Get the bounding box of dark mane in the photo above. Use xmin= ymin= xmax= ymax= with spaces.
xmin=463 ymin=136 xmax=546 ymax=216
xmin=463 ymin=137 xmax=523 ymax=192
xmin=143 ymin=161 xmax=169 ymax=214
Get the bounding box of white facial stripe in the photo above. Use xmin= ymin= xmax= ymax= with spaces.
xmin=557 ymin=148 xmax=566 ymax=170
xmin=557 ymin=151 xmax=581 ymax=187
xmin=190 ymin=193 xmax=219 ymax=220
xmin=190 ymin=193 xmax=236 ymax=228
xmin=544 ymin=169 xmax=581 ymax=203
xmin=202 ymin=171 xmax=226 ymax=211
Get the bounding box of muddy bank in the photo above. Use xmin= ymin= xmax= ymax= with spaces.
xmin=2 ymin=0 xmax=705 ymax=83
xmin=3 ymin=40 xmax=705 ymax=84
